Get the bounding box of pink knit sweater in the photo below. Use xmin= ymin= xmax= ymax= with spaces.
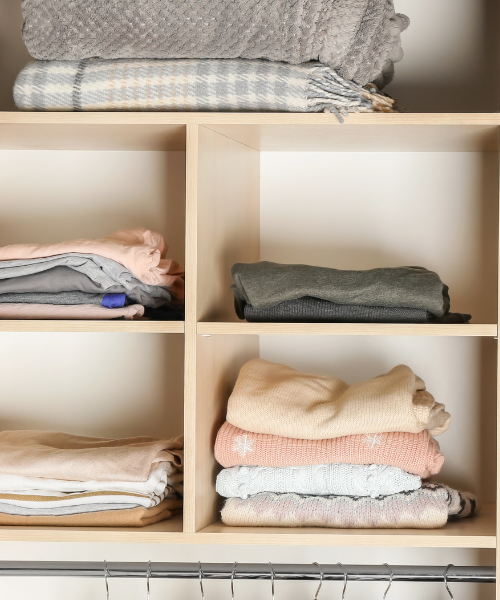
xmin=215 ymin=422 xmax=444 ymax=478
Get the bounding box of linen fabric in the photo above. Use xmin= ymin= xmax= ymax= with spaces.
xmin=0 ymin=257 xmax=178 ymax=302
xmin=0 ymin=462 xmax=178 ymax=497
xmin=21 ymin=0 xmax=409 ymax=87
xmin=0 ymin=498 xmax=182 ymax=527
xmin=0 ymin=488 xmax=177 ymax=509
xmin=226 ymin=360 xmax=450 ymax=439
xmin=0 ymin=431 xmax=183 ymax=482
xmin=237 ymin=295 xmax=471 ymax=324
xmin=0 ymin=502 xmax=141 ymax=516
xmin=0 ymin=228 xmax=183 ymax=292
xmin=0 ymin=303 xmax=144 ymax=320
xmin=231 ymin=263 xmax=450 ymax=317
xmin=217 ymin=464 xmax=421 ymax=499
xmin=14 ymin=59 xmax=395 ymax=120
xmin=0 ymin=291 xmax=123 ymax=307
xmin=215 ymin=422 xmax=444 ymax=478
xmin=221 ymin=484 xmax=477 ymax=529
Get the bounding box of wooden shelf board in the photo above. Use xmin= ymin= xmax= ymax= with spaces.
xmin=0 ymin=320 xmax=185 ymax=333
xmin=1 ymin=113 xmax=499 ymax=152
xmin=197 ymin=322 xmax=497 ymax=337
xmin=195 ymin=504 xmax=496 ymax=548
xmin=0 ymin=508 xmax=493 ymax=546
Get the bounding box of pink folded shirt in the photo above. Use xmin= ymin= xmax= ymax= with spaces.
xmin=0 ymin=303 xmax=144 ymax=320
xmin=0 ymin=228 xmax=184 ymax=298
xmin=215 ymin=422 xmax=444 ymax=479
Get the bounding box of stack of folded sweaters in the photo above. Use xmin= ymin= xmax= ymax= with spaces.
xmin=215 ymin=359 xmax=477 ymax=529
xmin=0 ymin=228 xmax=184 ymax=320
xmin=0 ymin=430 xmax=183 ymax=527
xmin=13 ymin=0 xmax=410 ymax=119
xmin=231 ymin=262 xmax=471 ymax=324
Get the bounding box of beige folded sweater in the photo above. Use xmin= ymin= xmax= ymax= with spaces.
xmin=226 ymin=360 xmax=450 ymax=440
xmin=0 ymin=431 xmax=183 ymax=482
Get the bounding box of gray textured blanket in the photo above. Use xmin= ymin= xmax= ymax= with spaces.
xmin=21 ymin=0 xmax=409 ymax=87
xmin=14 ymin=59 xmax=394 ymax=119
xmin=0 ymin=256 xmax=172 ymax=307
xmin=231 ymin=262 xmax=451 ymax=317
xmin=0 ymin=266 xmax=169 ymax=308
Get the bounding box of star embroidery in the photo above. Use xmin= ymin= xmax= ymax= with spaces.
xmin=233 ymin=435 xmax=254 ymax=457
xmin=364 ymin=433 xmax=384 ymax=449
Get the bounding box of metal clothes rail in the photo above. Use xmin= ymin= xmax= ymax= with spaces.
xmin=0 ymin=562 xmax=494 ymax=583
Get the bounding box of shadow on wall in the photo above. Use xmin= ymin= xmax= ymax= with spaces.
xmin=388 ymin=0 xmax=500 ymax=112
xmin=0 ymin=1 xmax=30 ymax=111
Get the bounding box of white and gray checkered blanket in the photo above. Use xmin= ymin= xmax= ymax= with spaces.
xmin=14 ymin=58 xmax=395 ymax=121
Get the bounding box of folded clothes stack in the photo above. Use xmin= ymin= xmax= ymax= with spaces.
xmin=215 ymin=359 xmax=477 ymax=529
xmin=0 ymin=430 xmax=183 ymax=527
xmin=0 ymin=228 xmax=184 ymax=320
xmin=14 ymin=0 xmax=410 ymax=119
xmin=231 ymin=262 xmax=471 ymax=324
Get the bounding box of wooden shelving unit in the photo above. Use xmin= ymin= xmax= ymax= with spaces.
xmin=0 ymin=112 xmax=498 ymax=593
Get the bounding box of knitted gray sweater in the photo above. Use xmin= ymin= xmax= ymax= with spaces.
xmin=21 ymin=0 xmax=409 ymax=87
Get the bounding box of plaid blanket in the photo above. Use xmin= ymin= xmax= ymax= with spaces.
xmin=14 ymin=58 xmax=394 ymax=121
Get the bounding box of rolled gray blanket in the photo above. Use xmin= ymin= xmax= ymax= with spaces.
xmin=232 ymin=262 xmax=451 ymax=317
xmin=21 ymin=0 xmax=409 ymax=87
xmin=14 ymin=59 xmax=394 ymax=119
xmin=236 ymin=296 xmax=471 ymax=324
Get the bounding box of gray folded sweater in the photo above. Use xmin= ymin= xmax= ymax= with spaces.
xmin=232 ymin=262 xmax=451 ymax=317
xmin=21 ymin=0 xmax=409 ymax=87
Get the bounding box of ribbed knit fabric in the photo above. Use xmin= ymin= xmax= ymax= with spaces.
xmin=238 ymin=296 xmax=471 ymax=324
xmin=215 ymin=422 xmax=443 ymax=478
xmin=221 ymin=484 xmax=477 ymax=529
xmin=227 ymin=360 xmax=450 ymax=439
xmin=216 ymin=464 xmax=421 ymax=499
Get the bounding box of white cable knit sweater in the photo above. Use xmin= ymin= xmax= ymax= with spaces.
xmin=216 ymin=464 xmax=421 ymax=499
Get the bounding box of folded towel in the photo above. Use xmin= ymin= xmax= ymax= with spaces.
xmin=0 ymin=291 xmax=126 ymax=308
xmin=0 ymin=228 xmax=183 ymax=293
xmin=236 ymin=295 xmax=471 ymax=324
xmin=217 ymin=464 xmax=421 ymax=499
xmin=227 ymin=360 xmax=450 ymax=440
xmin=0 ymin=266 xmax=170 ymax=309
xmin=232 ymin=263 xmax=450 ymax=317
xmin=14 ymin=59 xmax=394 ymax=121
xmin=0 ymin=462 xmax=179 ymax=497
xmin=215 ymin=422 xmax=444 ymax=478
xmin=0 ymin=497 xmax=182 ymax=526
xmin=21 ymin=0 xmax=409 ymax=87
xmin=0 ymin=431 xmax=183 ymax=482
xmin=0 ymin=303 xmax=144 ymax=320
xmin=221 ymin=484 xmax=477 ymax=529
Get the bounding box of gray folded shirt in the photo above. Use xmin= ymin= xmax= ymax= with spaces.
xmin=232 ymin=262 xmax=450 ymax=317
xmin=0 ymin=262 xmax=171 ymax=308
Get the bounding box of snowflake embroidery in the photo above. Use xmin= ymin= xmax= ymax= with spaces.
xmin=233 ymin=435 xmax=254 ymax=457
xmin=364 ymin=433 xmax=384 ymax=449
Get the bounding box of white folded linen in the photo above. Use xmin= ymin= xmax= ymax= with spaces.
xmin=0 ymin=462 xmax=176 ymax=496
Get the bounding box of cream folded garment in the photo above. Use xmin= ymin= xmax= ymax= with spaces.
xmin=0 ymin=303 xmax=144 ymax=320
xmin=0 ymin=228 xmax=184 ymax=294
xmin=221 ymin=484 xmax=477 ymax=529
xmin=0 ymin=431 xmax=184 ymax=526
xmin=227 ymin=359 xmax=450 ymax=439
xmin=216 ymin=464 xmax=421 ymax=499
xmin=215 ymin=422 xmax=443 ymax=478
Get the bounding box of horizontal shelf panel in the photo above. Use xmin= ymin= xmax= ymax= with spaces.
xmin=197 ymin=322 xmax=497 ymax=337
xmin=196 ymin=504 xmax=496 ymax=548
xmin=1 ymin=114 xmax=499 ymax=151
xmin=0 ymin=508 xmax=493 ymax=546
xmin=0 ymin=321 xmax=184 ymax=333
